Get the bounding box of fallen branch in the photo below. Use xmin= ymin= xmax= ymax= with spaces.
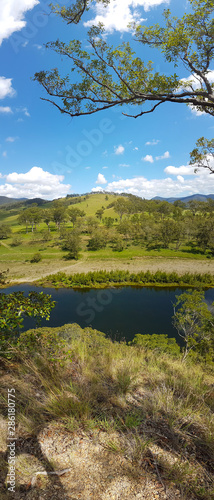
xmin=31 ymin=467 xmax=72 ymax=487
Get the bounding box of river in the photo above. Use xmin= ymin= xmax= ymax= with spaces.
xmin=2 ymin=284 xmax=214 ymax=344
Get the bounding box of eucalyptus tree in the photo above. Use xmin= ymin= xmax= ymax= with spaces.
xmin=34 ymin=0 xmax=214 ymax=119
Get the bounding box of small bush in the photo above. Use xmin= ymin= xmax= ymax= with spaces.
xmin=10 ymin=237 xmax=22 ymax=247
xmin=30 ymin=252 xmax=42 ymax=263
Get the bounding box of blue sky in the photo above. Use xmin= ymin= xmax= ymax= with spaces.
xmin=0 ymin=0 xmax=214 ymax=200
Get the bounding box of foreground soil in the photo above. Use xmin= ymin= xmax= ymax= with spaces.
xmin=3 ymin=256 xmax=214 ymax=285
xmin=0 ymin=419 xmax=183 ymax=499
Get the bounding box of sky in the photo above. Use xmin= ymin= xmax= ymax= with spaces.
xmin=0 ymin=0 xmax=214 ymax=200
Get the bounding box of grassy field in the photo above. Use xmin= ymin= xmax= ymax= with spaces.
xmin=0 ymin=193 xmax=214 ymax=283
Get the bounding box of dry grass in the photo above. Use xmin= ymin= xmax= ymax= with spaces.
xmin=0 ymin=323 xmax=214 ymax=498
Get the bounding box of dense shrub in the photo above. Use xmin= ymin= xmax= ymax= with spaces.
xmin=43 ymin=270 xmax=214 ymax=287
xmin=0 ymin=224 xmax=12 ymax=239
xmin=130 ymin=333 xmax=180 ymax=356
xmin=10 ymin=237 xmax=22 ymax=247
xmin=31 ymin=252 xmax=42 ymax=263
xmin=88 ymin=231 xmax=107 ymax=250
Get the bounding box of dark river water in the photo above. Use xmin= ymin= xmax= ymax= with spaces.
xmin=2 ymin=284 xmax=214 ymax=344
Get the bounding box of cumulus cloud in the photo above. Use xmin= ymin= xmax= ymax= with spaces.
xmin=0 ymin=77 xmax=16 ymax=99
xmin=181 ymin=70 xmax=214 ymax=91
xmin=177 ymin=175 xmax=184 ymax=183
xmin=0 ymin=166 xmax=71 ymax=199
xmin=84 ymin=0 xmax=169 ymax=33
xmin=142 ymin=154 xmax=154 ymax=163
xmin=145 ymin=139 xmax=160 ymax=146
xmin=114 ymin=144 xmax=125 ymax=155
xmin=0 ymin=106 xmax=13 ymax=114
xmin=0 ymin=0 xmax=39 ymax=45
xmin=165 ymin=165 xmax=194 ymax=176
xmin=155 ymin=151 xmax=170 ymax=160
xmin=91 ymin=186 xmax=105 ymax=192
xmin=105 ymin=167 xmax=214 ymax=199
xmin=95 ymin=173 xmax=107 ymax=184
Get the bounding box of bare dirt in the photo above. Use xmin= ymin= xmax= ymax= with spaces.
xmin=3 ymin=256 xmax=214 ymax=285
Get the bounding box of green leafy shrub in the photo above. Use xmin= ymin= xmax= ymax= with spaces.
xmin=10 ymin=237 xmax=22 ymax=247
xmin=43 ymin=270 xmax=214 ymax=288
xmin=0 ymin=291 xmax=55 ymax=357
xmin=30 ymin=252 xmax=42 ymax=263
xmin=0 ymin=223 xmax=12 ymax=239
xmin=130 ymin=333 xmax=180 ymax=356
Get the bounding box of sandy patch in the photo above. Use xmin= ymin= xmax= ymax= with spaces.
xmin=2 ymin=256 xmax=214 ymax=285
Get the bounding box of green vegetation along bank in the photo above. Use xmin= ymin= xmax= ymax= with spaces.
xmin=40 ymin=269 xmax=214 ymax=288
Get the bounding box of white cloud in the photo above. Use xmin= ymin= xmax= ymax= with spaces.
xmin=85 ymin=166 xmax=91 ymax=169
xmin=177 ymin=175 xmax=184 ymax=183
xmin=91 ymin=186 xmax=105 ymax=192
xmin=0 ymin=106 xmax=13 ymax=114
xmin=180 ymin=70 xmax=214 ymax=116
xmin=165 ymin=165 xmax=194 ymax=176
xmin=142 ymin=154 xmax=154 ymax=163
xmin=155 ymin=151 xmax=170 ymax=160
xmin=5 ymin=136 xmax=17 ymax=142
xmin=16 ymin=106 xmax=30 ymax=117
xmin=0 ymin=0 xmax=39 ymax=45
xmin=102 ymin=166 xmax=108 ymax=169
xmin=181 ymin=70 xmax=214 ymax=91
xmin=84 ymin=0 xmax=169 ymax=33
xmin=119 ymin=163 xmax=130 ymax=167
xmin=133 ymin=147 xmax=139 ymax=151
xmin=105 ymin=167 xmax=214 ymax=199
xmin=0 ymin=77 xmax=15 ymax=99
xmin=0 ymin=166 xmax=71 ymax=199
xmin=114 ymin=144 xmax=125 ymax=155
xmin=145 ymin=139 xmax=160 ymax=146
xmin=95 ymin=173 xmax=107 ymax=184
xmin=165 ymin=155 xmax=214 ymax=176
xmin=2 ymin=151 xmax=7 ymax=158
xmin=189 ymin=105 xmax=205 ymax=117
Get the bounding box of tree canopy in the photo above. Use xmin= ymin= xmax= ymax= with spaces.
xmin=34 ymin=0 xmax=214 ymax=119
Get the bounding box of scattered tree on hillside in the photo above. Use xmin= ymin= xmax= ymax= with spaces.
xmin=114 ymin=198 xmax=130 ymax=221
xmin=61 ymin=231 xmax=82 ymax=259
xmin=69 ymin=207 xmax=86 ymax=227
xmin=88 ymin=229 xmax=108 ymax=250
xmin=53 ymin=202 xmax=68 ymax=230
xmin=43 ymin=208 xmax=53 ymax=231
xmin=95 ymin=208 xmax=104 ymax=220
xmin=18 ymin=205 xmax=42 ymax=232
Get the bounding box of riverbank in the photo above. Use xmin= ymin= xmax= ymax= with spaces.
xmin=2 ymin=256 xmax=214 ymax=284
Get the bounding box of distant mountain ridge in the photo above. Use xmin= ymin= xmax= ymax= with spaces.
xmin=1 ymin=193 xmax=214 ymax=206
xmin=0 ymin=196 xmax=27 ymax=205
xmin=0 ymin=196 xmax=48 ymax=206
xmin=152 ymin=194 xmax=214 ymax=203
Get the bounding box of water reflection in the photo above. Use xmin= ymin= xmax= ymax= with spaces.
xmin=1 ymin=284 xmax=214 ymax=344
